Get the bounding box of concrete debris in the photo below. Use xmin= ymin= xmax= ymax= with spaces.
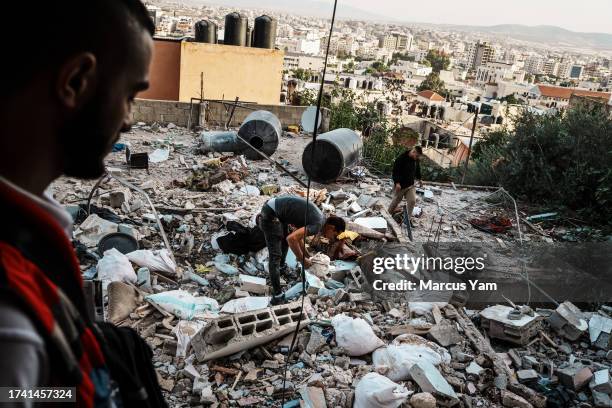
xmin=501 ymin=390 xmax=533 ymax=408
xmin=299 ymin=386 xmax=327 ymax=408
xmin=410 ymin=392 xmax=437 ymax=408
xmin=409 ymin=361 xmax=459 ymax=407
xmin=556 ymin=364 xmax=593 ymax=391
xmin=548 ymin=301 xmax=588 ymax=341
xmin=591 ymin=369 xmax=612 ymax=394
xmin=427 ymin=321 xmax=463 ymax=347
xmin=48 ymin=125 xmax=609 ymax=407
xmin=480 ymin=305 xmax=544 ymax=345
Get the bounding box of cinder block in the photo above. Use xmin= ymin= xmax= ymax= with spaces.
xmin=203 ymin=316 xmax=238 ymax=345
xmin=192 ymin=300 xmax=311 ymax=362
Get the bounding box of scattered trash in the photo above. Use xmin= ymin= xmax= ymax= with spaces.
xmin=146 ymin=290 xmax=219 ymax=320
xmin=97 ymin=248 xmax=136 ymax=287
xmin=354 ymin=372 xmax=411 ymax=408
xmin=220 ymin=296 xmax=270 ymax=314
xmin=127 ymin=249 xmax=177 ymax=276
xmin=331 ymin=314 xmax=385 ymax=356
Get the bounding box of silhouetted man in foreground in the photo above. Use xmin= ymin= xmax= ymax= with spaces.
xmin=0 ymin=1 xmax=165 ymax=406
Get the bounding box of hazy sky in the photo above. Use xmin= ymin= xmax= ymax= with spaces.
xmin=342 ymin=0 xmax=612 ymax=34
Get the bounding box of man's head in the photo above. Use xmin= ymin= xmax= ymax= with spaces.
xmin=1 ymin=1 xmax=154 ymax=184
xmin=408 ymin=146 xmax=423 ymax=160
xmin=322 ymin=216 xmax=346 ymax=240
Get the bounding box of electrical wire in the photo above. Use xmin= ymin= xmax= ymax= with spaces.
xmin=281 ymin=1 xmax=339 ymax=405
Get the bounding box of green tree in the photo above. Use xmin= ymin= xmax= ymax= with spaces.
xmin=292 ymin=68 xmax=311 ymax=81
xmin=425 ymin=50 xmax=450 ymax=73
xmin=498 ymin=94 xmax=523 ymax=105
xmin=464 ymin=104 xmax=612 ymax=228
xmin=417 ymin=73 xmax=447 ymax=96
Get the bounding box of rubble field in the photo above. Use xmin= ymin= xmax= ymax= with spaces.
xmin=50 ymin=123 xmax=612 ymax=408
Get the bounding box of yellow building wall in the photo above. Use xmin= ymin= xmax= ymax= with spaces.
xmin=179 ymin=42 xmax=284 ymax=105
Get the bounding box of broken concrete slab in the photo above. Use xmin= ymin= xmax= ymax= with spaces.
xmin=354 ymin=217 xmax=387 ymax=233
xmin=517 ymin=369 xmax=539 ymax=383
xmin=299 ymin=387 xmax=327 ymax=408
xmin=590 ymin=314 xmax=612 ymax=350
xmin=409 ymin=361 xmax=459 ymax=407
xmin=306 ymin=328 xmax=327 ymax=355
xmin=427 ymin=321 xmax=462 ymax=347
xmin=593 ymin=391 xmax=612 ymax=408
xmin=466 ymin=361 xmax=485 ymax=377
xmin=191 ymin=299 xmax=312 ymax=362
xmin=239 ymin=274 xmax=269 ymax=295
xmin=548 ymin=301 xmax=588 ymax=341
xmin=501 ymin=390 xmax=533 ymax=408
xmin=480 ymin=305 xmax=543 ymax=345
xmin=590 ymin=369 xmax=612 ymax=394
xmin=556 ymin=364 xmax=593 ymax=391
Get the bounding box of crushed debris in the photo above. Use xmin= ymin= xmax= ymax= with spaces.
xmin=47 ymin=123 xmax=612 ymax=407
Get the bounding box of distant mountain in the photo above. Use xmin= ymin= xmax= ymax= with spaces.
xmin=174 ymin=0 xmax=394 ymax=22
xmin=440 ymin=24 xmax=612 ymax=50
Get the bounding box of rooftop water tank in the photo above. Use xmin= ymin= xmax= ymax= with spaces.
xmin=224 ymin=12 xmax=247 ymax=46
xmin=252 ymin=15 xmax=277 ymax=49
xmin=194 ymin=20 xmax=217 ymax=44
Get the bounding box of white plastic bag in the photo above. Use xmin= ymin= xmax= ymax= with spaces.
xmin=146 ymin=290 xmax=219 ymax=320
xmin=75 ymin=214 xmax=118 ymax=247
xmin=127 ymin=249 xmax=176 ymax=275
xmin=97 ymin=248 xmax=136 ymax=287
xmin=308 ymin=253 xmax=331 ymax=280
xmin=372 ymin=334 xmax=451 ymax=381
xmin=173 ymin=320 xmax=206 ymax=357
xmin=221 ymin=297 xmax=270 ymax=314
xmin=354 ymin=372 xmax=411 ymax=408
xmin=331 ymin=314 xmax=385 ymax=356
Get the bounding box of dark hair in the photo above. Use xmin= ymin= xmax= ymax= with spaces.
xmin=325 ymin=216 xmax=346 ymax=233
xmin=414 ymin=146 xmax=423 ymax=155
xmin=2 ymin=0 xmax=154 ymax=97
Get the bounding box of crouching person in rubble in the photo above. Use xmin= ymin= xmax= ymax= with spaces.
xmin=258 ymin=196 xmax=346 ymax=305
xmin=388 ymin=145 xmax=423 ymax=227
xmin=0 ymin=1 xmax=166 ymax=406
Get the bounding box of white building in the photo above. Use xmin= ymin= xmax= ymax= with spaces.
xmin=391 ymin=61 xmax=432 ymax=77
xmin=475 ymin=62 xmax=517 ymax=86
xmin=524 ymin=56 xmax=544 ymax=75
xmin=284 ymin=53 xmax=325 ymax=72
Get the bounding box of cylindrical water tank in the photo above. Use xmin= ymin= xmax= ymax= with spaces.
xmin=237 ymin=110 xmax=282 ymax=160
xmin=224 ymin=12 xmax=247 ymax=46
xmin=195 ymin=20 xmax=217 ymax=43
xmin=200 ymin=131 xmax=239 ymax=153
xmin=302 ymin=129 xmax=362 ymax=183
xmin=252 ymin=15 xmax=277 ymax=49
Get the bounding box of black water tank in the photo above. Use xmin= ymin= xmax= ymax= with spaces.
xmin=302 ymin=129 xmax=362 ymax=183
xmin=194 ymin=20 xmax=217 ymax=44
xmin=224 ymin=12 xmax=247 ymax=46
xmin=253 ymin=15 xmax=277 ymax=49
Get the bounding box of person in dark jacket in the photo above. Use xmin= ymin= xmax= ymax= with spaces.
xmin=258 ymin=196 xmax=346 ymax=304
xmin=388 ymin=146 xmax=423 ymax=220
xmin=0 ymin=1 xmax=157 ymax=405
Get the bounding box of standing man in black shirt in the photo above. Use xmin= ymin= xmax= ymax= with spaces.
xmin=388 ymin=146 xmax=423 ymax=220
xmin=258 ymin=196 xmax=346 ymax=304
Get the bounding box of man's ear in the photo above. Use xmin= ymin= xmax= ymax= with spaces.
xmin=56 ymin=53 xmax=97 ymax=109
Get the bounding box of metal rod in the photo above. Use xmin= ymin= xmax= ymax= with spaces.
xmin=226 ymin=97 xmax=239 ymax=129
xmin=461 ymin=107 xmax=479 ymax=184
